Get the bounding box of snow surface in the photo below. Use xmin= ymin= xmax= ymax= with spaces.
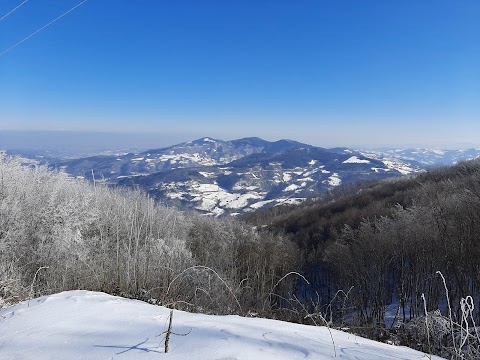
xmin=358 ymin=151 xmax=423 ymax=174
xmin=283 ymin=184 xmax=300 ymax=192
xmin=276 ymin=197 xmax=306 ymax=205
xmin=371 ymin=167 xmax=390 ymax=173
xmin=381 ymin=159 xmax=415 ymax=175
xmin=327 ymin=173 xmax=342 ymax=186
xmin=342 ymin=156 xmax=371 ymax=164
xmin=0 ymin=291 xmax=444 ymax=360
xmin=282 ymin=173 xmax=292 ymax=182
xmin=198 ymin=171 xmax=215 ymax=178
xmin=250 ymin=199 xmax=275 ymax=209
xmin=188 ymin=181 xmax=262 ymax=212
xmin=202 ymin=137 xmax=216 ymax=143
xmin=157 ymin=153 xmax=217 ymax=166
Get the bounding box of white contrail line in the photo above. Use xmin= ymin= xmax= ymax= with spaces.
xmin=0 ymin=0 xmax=30 ymax=22
xmin=0 ymin=0 xmax=88 ymax=57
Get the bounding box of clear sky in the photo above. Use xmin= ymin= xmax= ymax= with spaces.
xmin=0 ymin=0 xmax=479 ymax=148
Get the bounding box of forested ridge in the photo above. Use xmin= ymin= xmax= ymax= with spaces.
xmin=2 ymin=154 xmax=480 ymax=358
xmin=247 ymin=159 xmax=480 ymax=358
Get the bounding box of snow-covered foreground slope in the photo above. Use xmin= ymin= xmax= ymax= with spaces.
xmin=0 ymin=291 xmax=444 ymax=360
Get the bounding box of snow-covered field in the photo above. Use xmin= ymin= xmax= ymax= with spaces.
xmin=0 ymin=291 xmax=444 ymax=360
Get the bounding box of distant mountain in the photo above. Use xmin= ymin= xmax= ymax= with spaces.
xmin=53 ymin=137 xmax=312 ymax=181
xmin=116 ymin=145 xmax=414 ymax=216
xmin=359 ymin=148 xmax=480 ymax=167
xmin=46 ymin=137 xmax=421 ymax=215
xmin=5 ymin=137 xmax=479 ymax=216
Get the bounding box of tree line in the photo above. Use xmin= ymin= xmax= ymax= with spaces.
xmin=247 ymin=160 xmax=480 ymax=358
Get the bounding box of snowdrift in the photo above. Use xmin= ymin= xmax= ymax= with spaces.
xmin=0 ymin=290 xmax=444 ymax=359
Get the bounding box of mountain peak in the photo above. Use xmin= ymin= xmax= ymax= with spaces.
xmin=190 ymin=137 xmax=221 ymax=144
xmin=201 ymin=137 xmax=217 ymax=143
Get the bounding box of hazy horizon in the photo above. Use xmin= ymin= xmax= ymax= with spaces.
xmin=1 ymin=130 xmax=479 ymax=159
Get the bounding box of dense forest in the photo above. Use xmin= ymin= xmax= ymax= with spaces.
xmin=1 ymin=154 xmax=480 ymax=358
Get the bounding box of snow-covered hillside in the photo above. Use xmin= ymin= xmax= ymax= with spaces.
xmin=0 ymin=291 xmax=444 ymax=359
xmin=9 ymin=137 xmax=480 ymax=216
xmin=110 ymin=142 xmax=419 ymax=215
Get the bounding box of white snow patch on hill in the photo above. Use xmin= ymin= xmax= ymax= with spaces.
xmin=303 ymin=169 xmax=319 ymax=177
xmin=327 ymin=173 xmax=341 ymax=186
xmin=298 ymin=176 xmax=314 ymax=182
xmin=372 ymin=167 xmax=390 ymax=173
xmin=222 ymin=193 xmax=261 ymax=209
xmin=188 ymin=181 xmax=262 ymax=212
xmin=157 ymin=153 xmax=217 ymax=166
xmin=283 ymin=184 xmax=300 ymax=192
xmin=0 ymin=291 xmax=444 ymax=360
xmin=381 ymin=159 xmax=416 ymax=175
xmin=277 ymin=197 xmax=306 ymax=205
xmin=282 ymin=172 xmax=292 ymax=182
xmin=343 ymin=156 xmax=371 ymax=164
xmin=358 ymin=151 xmax=423 ymax=175
xmin=198 ymin=171 xmax=215 ymax=178
xmin=250 ymin=199 xmax=276 ymax=209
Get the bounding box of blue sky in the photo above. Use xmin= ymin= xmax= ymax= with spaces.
xmin=0 ymin=0 xmax=479 ymax=148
